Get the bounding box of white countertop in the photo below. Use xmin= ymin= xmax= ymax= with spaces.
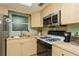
xmin=53 ymin=41 xmax=79 ymax=55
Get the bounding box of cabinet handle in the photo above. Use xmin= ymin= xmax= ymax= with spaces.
xmin=62 ymin=54 xmax=64 ymax=56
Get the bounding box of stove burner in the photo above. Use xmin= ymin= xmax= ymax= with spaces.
xmin=40 ymin=36 xmax=51 ymax=39
xmin=46 ymin=38 xmax=61 ymax=41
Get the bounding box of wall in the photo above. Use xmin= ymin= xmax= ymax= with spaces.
xmin=42 ymin=23 xmax=79 ymax=36
xmin=67 ymin=23 xmax=79 ymax=36
xmin=42 ymin=27 xmax=49 ymax=36
xmin=42 ymin=26 xmax=67 ymax=36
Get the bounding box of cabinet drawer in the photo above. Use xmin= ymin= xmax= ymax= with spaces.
xmin=52 ymin=45 xmax=77 ymax=56
xmin=62 ymin=50 xmax=76 ymax=56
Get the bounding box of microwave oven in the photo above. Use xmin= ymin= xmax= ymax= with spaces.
xmin=51 ymin=10 xmax=61 ymax=26
xmin=43 ymin=10 xmax=61 ymax=26
xmin=43 ymin=15 xmax=52 ymax=26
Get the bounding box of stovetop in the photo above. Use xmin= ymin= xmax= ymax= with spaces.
xmin=46 ymin=38 xmax=61 ymax=41
xmin=39 ymin=35 xmax=65 ymax=44
xmin=40 ymin=36 xmax=51 ymax=39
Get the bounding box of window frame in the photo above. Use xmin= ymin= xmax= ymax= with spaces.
xmin=9 ymin=11 xmax=31 ymax=32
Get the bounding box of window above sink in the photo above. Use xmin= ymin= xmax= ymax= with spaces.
xmin=9 ymin=11 xmax=31 ymax=32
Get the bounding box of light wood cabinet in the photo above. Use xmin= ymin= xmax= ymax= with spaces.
xmin=62 ymin=50 xmax=75 ymax=56
xmin=7 ymin=40 xmax=21 ymax=56
xmin=73 ymin=4 xmax=79 ymax=23
xmin=7 ymin=37 xmax=37 ymax=56
xmin=31 ymin=12 xmax=43 ymax=27
xmin=52 ymin=45 xmax=62 ymax=56
xmin=61 ymin=3 xmax=79 ymax=24
xmin=52 ymin=45 xmax=76 ymax=56
xmin=0 ymin=6 xmax=8 ymax=15
xmin=61 ymin=3 xmax=75 ymax=25
xmin=22 ymin=38 xmax=37 ymax=56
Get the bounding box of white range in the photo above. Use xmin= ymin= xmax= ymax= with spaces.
xmin=39 ymin=35 xmax=65 ymax=45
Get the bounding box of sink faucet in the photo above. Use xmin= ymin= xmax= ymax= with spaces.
xmin=19 ymin=31 xmax=24 ymax=37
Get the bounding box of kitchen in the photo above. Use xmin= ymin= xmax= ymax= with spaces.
xmin=0 ymin=3 xmax=79 ymax=56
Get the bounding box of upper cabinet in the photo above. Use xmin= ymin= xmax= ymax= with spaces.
xmin=74 ymin=4 xmax=79 ymax=23
xmin=61 ymin=4 xmax=75 ymax=24
xmin=61 ymin=4 xmax=79 ymax=25
xmin=31 ymin=12 xmax=43 ymax=27
xmin=0 ymin=6 xmax=8 ymax=15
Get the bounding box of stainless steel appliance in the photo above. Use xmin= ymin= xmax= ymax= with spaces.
xmin=43 ymin=10 xmax=61 ymax=26
xmin=43 ymin=15 xmax=51 ymax=26
xmin=51 ymin=10 xmax=61 ymax=26
xmin=37 ymin=39 xmax=52 ymax=56
xmin=0 ymin=14 xmax=9 ymax=56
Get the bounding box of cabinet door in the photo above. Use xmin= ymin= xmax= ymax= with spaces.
xmin=31 ymin=12 xmax=43 ymax=27
xmin=52 ymin=45 xmax=76 ymax=56
xmin=7 ymin=42 xmax=21 ymax=56
xmin=0 ymin=6 xmax=8 ymax=15
xmin=61 ymin=3 xmax=75 ymax=25
xmin=52 ymin=46 xmax=62 ymax=56
xmin=22 ymin=38 xmax=37 ymax=56
xmin=62 ymin=50 xmax=76 ymax=56
xmin=74 ymin=4 xmax=79 ymax=23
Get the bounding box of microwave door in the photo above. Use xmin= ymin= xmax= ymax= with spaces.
xmin=53 ymin=14 xmax=58 ymax=23
xmin=52 ymin=10 xmax=61 ymax=25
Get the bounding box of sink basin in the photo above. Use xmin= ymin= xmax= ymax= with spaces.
xmin=9 ymin=36 xmax=20 ymax=38
xmin=9 ymin=36 xmax=31 ymax=39
xmin=14 ymin=36 xmax=20 ymax=38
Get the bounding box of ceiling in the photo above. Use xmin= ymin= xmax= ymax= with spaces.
xmin=0 ymin=3 xmax=48 ymax=12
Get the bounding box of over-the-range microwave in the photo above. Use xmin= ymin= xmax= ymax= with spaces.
xmin=43 ymin=10 xmax=61 ymax=26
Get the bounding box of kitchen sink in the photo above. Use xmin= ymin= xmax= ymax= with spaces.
xmin=8 ymin=36 xmax=31 ymax=39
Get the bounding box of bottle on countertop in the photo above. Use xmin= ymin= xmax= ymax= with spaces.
xmin=74 ymin=32 xmax=79 ymax=37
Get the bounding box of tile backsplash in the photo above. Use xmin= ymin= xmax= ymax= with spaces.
xmin=42 ymin=23 xmax=79 ymax=37
xmin=42 ymin=26 xmax=67 ymax=35
xmin=67 ymin=23 xmax=79 ymax=36
xmin=9 ymin=23 xmax=79 ymax=37
xmin=9 ymin=30 xmax=38 ymax=37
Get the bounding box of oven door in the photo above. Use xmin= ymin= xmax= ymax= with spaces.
xmin=37 ymin=39 xmax=52 ymax=56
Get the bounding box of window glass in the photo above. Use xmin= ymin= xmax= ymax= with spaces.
xmin=12 ymin=23 xmax=29 ymax=31
xmin=11 ymin=13 xmax=30 ymax=31
xmin=12 ymin=15 xmax=28 ymax=23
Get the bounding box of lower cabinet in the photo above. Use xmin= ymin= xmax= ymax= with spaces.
xmin=7 ymin=42 xmax=21 ymax=56
xmin=22 ymin=38 xmax=37 ymax=56
xmin=7 ymin=38 xmax=37 ymax=56
xmin=52 ymin=46 xmax=62 ymax=56
xmin=52 ymin=45 xmax=76 ymax=56
xmin=62 ymin=50 xmax=75 ymax=56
